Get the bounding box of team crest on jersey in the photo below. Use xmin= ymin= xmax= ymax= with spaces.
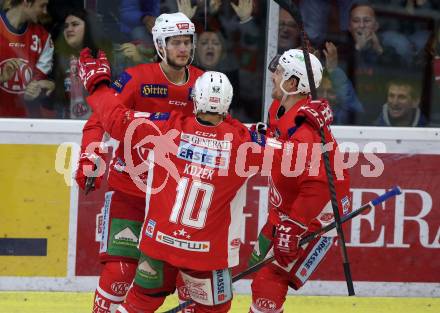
xmin=149 ymin=112 xmax=170 ymax=121
xmin=111 ymin=71 xmax=132 ymax=93
xmin=141 ymin=84 xmax=168 ymax=98
xmin=255 ymin=298 xmax=277 ymax=311
xmin=0 ymin=58 xmax=32 ymax=94
xmin=145 ymin=219 xmax=156 ymax=238
xmin=268 ymin=176 xmax=282 ymax=207
xmin=71 ymin=101 xmax=90 ymax=118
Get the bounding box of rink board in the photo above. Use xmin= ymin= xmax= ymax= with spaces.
xmin=0 ymin=119 xmax=439 ymax=296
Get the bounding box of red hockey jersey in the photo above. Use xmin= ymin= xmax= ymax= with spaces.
xmin=81 ymin=62 xmax=204 ymax=197
xmin=267 ymin=98 xmax=351 ymax=233
xmin=0 ymin=11 xmax=53 ymax=117
xmin=87 ymin=86 xmax=270 ymax=270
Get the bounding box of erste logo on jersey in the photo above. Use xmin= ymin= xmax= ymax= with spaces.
xmin=0 ymin=58 xmax=33 ymax=94
xmin=178 ymin=133 xmax=231 ymax=169
xmin=141 ymin=84 xmax=168 ymax=98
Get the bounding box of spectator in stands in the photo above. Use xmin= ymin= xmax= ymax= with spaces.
xmin=273 ymin=8 xmax=362 ymax=125
xmin=321 ymin=41 xmax=364 ymax=124
xmin=299 ymin=0 xmax=354 ymax=47
xmin=195 ymin=30 xmax=241 ymax=116
xmin=278 ymin=8 xmax=300 ymax=53
xmin=53 ymin=8 xmax=101 ymax=119
xmin=175 ymin=0 xmax=264 ymax=122
xmin=119 ymin=0 xmax=160 ymax=43
xmin=53 ymin=8 xmax=150 ymax=119
xmin=374 ymin=79 xmax=427 ymax=127
xmin=343 ymin=1 xmax=414 ymax=125
xmin=0 ymin=0 xmax=55 ymax=118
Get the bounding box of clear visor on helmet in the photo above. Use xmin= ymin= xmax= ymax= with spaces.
xmin=268 ymin=54 xmax=281 ymax=73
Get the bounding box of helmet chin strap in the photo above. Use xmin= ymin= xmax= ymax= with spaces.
xmin=280 ymin=78 xmax=301 ymax=96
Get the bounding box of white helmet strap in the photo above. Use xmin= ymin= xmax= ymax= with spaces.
xmin=279 ymin=76 xmax=301 ymax=95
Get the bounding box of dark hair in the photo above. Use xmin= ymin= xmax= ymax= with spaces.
xmin=349 ymin=0 xmax=375 ymax=17
xmin=55 ymin=8 xmax=102 ymax=56
xmin=387 ymin=78 xmax=421 ymax=99
xmin=9 ymin=0 xmax=35 ymax=7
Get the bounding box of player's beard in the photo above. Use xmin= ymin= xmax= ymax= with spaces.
xmin=167 ymin=56 xmax=189 ymax=70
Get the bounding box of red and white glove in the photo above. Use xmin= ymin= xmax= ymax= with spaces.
xmin=273 ymin=214 xmax=307 ymax=267
xmin=296 ymin=98 xmax=333 ymax=130
xmin=75 ymin=151 xmax=105 ymax=192
xmin=78 ymin=48 xmax=111 ymax=94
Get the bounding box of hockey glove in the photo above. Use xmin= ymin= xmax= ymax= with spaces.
xmin=295 ymin=98 xmax=333 ymax=130
xmin=273 ymin=214 xmax=307 ymax=267
xmin=78 ymin=48 xmax=111 ymax=94
xmin=75 ymin=151 xmax=105 ymax=193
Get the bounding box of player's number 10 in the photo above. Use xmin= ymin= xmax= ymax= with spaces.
xmin=169 ymin=177 xmax=214 ymax=229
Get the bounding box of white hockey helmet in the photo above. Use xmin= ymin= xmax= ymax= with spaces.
xmin=152 ymin=12 xmax=196 ymax=64
xmin=192 ymin=71 xmax=233 ymax=116
xmin=277 ymin=49 xmax=323 ymax=95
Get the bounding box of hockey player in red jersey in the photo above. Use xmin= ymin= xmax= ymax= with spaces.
xmin=0 ymin=0 xmax=54 ymax=117
xmin=248 ymin=49 xmax=351 ymax=313
xmin=74 ymin=12 xmax=204 ymax=313
xmin=78 ymin=40 xmax=335 ymax=311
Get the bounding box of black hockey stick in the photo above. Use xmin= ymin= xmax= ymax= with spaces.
xmin=85 ymin=177 xmax=96 ymax=195
xmin=272 ymin=0 xmax=355 ymax=296
xmin=162 ymin=187 xmax=402 ymax=313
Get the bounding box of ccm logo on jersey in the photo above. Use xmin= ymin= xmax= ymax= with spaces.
xmin=156 ymin=231 xmax=210 ymax=252
xmin=9 ymin=42 xmax=25 ymax=48
xmin=169 ymin=100 xmax=187 ymax=106
xmin=195 ymin=131 xmax=216 ymax=138
xmin=141 ymin=84 xmax=168 ymax=98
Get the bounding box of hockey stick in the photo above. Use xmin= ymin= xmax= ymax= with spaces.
xmin=85 ymin=177 xmax=95 ymax=195
xmin=272 ymin=0 xmax=355 ymax=296
xmin=162 ymin=187 xmax=402 ymax=313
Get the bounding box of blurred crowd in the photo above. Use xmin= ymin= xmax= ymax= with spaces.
xmin=0 ymin=0 xmax=439 ymax=126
